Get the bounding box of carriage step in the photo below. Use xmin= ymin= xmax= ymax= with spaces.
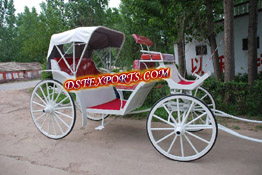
xmin=95 ymin=125 xmax=104 ymax=130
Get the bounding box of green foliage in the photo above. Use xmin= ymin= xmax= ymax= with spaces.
xmin=0 ymin=0 xmax=225 ymax=73
xmin=15 ymin=7 xmax=45 ymax=63
xmin=143 ymin=81 xmax=170 ymax=107
xmin=0 ymin=0 xmax=16 ymax=62
xmin=40 ymin=59 xmax=52 ymax=80
xmin=138 ymin=74 xmax=262 ymax=118
xmin=203 ymin=75 xmax=262 ymax=117
xmin=65 ymin=0 xmax=108 ymax=27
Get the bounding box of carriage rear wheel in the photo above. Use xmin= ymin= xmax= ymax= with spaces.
xmin=147 ymin=94 xmax=217 ymax=161
xmin=192 ymin=86 xmax=216 ymax=110
xmin=30 ymin=79 xmax=76 ymax=139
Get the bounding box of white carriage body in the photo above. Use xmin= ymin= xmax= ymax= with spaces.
xmin=46 ymin=26 xmax=211 ymax=127
xmin=30 ymin=26 xmax=262 ymax=162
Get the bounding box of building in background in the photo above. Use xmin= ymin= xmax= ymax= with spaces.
xmin=0 ymin=62 xmax=41 ymax=83
xmin=174 ymin=1 xmax=262 ymax=75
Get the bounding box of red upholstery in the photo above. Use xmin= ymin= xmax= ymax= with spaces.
xmin=132 ymin=34 xmax=153 ymax=46
xmin=133 ymin=60 xmax=156 ymax=70
xmin=54 ymin=58 xmax=100 ymax=77
xmin=178 ymin=80 xmax=194 ymax=85
xmin=141 ymin=54 xmax=164 ymax=60
xmin=89 ymin=98 xmax=127 ymax=110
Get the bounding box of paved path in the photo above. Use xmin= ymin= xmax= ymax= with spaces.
xmin=0 ymin=80 xmax=40 ymax=91
xmin=0 ymin=89 xmax=262 ymax=175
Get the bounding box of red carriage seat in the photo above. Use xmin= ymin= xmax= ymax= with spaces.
xmin=89 ymin=98 xmax=127 ymax=110
xmin=133 ymin=34 xmax=194 ymax=85
xmin=132 ymin=34 xmax=153 ymax=46
xmin=54 ymin=57 xmax=101 ymax=77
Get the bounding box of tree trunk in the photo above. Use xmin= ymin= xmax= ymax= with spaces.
xmin=206 ymin=0 xmax=222 ymax=81
xmin=248 ymin=0 xmax=258 ymax=86
xmin=177 ymin=13 xmax=186 ymax=78
xmin=223 ymin=0 xmax=235 ymax=82
xmin=177 ymin=39 xmax=186 ymax=78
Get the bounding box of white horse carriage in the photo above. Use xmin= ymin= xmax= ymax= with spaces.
xmin=30 ymin=26 xmax=262 ymax=162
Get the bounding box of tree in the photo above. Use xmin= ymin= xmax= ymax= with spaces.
xmin=15 ymin=7 xmax=43 ymax=62
xmin=223 ymin=0 xmax=235 ymax=81
xmin=65 ymin=0 xmax=108 ymax=27
xmin=206 ymin=0 xmax=222 ymax=80
xmin=0 ymin=0 xmax=16 ymax=62
xmin=120 ymin=0 xmax=201 ymax=77
xmin=248 ymin=0 xmax=258 ymax=85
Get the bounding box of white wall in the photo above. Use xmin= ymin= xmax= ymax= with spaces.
xmin=174 ymin=11 xmax=262 ymax=75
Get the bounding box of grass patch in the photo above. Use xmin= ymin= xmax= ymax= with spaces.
xmin=255 ymin=125 xmax=262 ymax=131
xmin=232 ymin=125 xmax=240 ymax=130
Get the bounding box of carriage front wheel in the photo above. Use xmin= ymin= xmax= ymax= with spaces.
xmin=30 ymin=79 xmax=76 ymax=139
xmin=147 ymin=94 xmax=217 ymax=161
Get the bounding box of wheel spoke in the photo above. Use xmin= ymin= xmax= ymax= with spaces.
xmin=180 ymin=136 xmax=184 ymax=157
xmin=163 ymin=104 xmax=177 ymax=125
xmin=55 ymin=106 xmax=73 ymax=110
xmin=55 ymin=111 xmax=73 ymax=119
xmin=182 ymin=101 xmax=195 ymax=125
xmin=193 ymin=111 xmax=205 ymax=124
xmin=52 ymin=83 xmax=56 ymax=101
xmin=53 ymin=114 xmax=64 ymax=134
xmin=55 ymin=113 xmax=70 ymax=128
xmin=156 ymin=131 xmax=176 ymax=144
xmin=46 ymin=82 xmax=50 ymax=101
xmin=208 ymin=104 xmax=214 ymax=108
xmin=45 ymin=82 xmax=50 ymax=101
xmin=153 ymin=114 xmax=175 ymax=127
xmin=200 ymin=94 xmax=208 ymax=101
xmin=185 ymin=125 xmax=213 ymax=130
xmin=32 ymin=101 xmax=46 ymax=108
xmin=54 ymin=87 xmax=63 ymax=103
xmin=39 ymin=86 xmax=48 ymax=103
xmin=167 ymin=135 xmax=177 ymax=153
xmin=35 ymin=113 xmax=46 ymax=122
xmin=35 ymin=93 xmax=47 ymax=105
xmin=184 ymin=133 xmax=198 ymax=154
xmin=55 ymin=96 xmax=69 ymax=107
xmin=40 ymin=114 xmax=49 ymax=129
xmin=51 ymin=115 xmax=57 ymax=136
xmin=47 ymin=114 xmax=51 ymax=135
xmin=193 ymin=88 xmax=199 ymax=97
xmin=177 ymin=99 xmax=181 ymax=123
xmin=151 ymin=128 xmax=174 ymax=131
xmin=184 ymin=112 xmax=207 ymax=127
xmin=185 ymin=131 xmax=210 ymax=144
xmin=33 ymin=109 xmax=44 ymax=113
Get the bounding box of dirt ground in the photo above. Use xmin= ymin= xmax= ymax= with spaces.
xmin=0 ymin=88 xmax=262 ymax=175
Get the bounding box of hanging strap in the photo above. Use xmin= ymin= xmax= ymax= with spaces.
xmin=202 ymin=38 xmax=224 ymax=72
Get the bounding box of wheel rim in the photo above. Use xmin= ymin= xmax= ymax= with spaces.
xmin=192 ymin=87 xmax=216 ymax=110
xmin=147 ymin=94 xmax=217 ymax=161
xmin=30 ymin=80 xmax=75 ymax=139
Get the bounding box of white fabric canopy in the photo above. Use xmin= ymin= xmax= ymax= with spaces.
xmin=47 ymin=26 xmax=125 ymax=59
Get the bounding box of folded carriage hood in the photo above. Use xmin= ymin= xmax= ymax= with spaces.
xmin=47 ymin=26 xmax=125 ymax=60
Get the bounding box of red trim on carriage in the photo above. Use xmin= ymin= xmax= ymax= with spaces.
xmin=178 ymin=80 xmax=194 ymax=85
xmin=141 ymin=54 xmax=164 ymax=60
xmin=115 ymin=84 xmax=137 ymax=90
xmin=132 ymin=34 xmax=153 ymax=46
xmin=89 ymin=98 xmax=127 ymax=110
xmin=133 ymin=60 xmax=156 ymax=70
xmin=54 ymin=57 xmax=101 ymax=77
